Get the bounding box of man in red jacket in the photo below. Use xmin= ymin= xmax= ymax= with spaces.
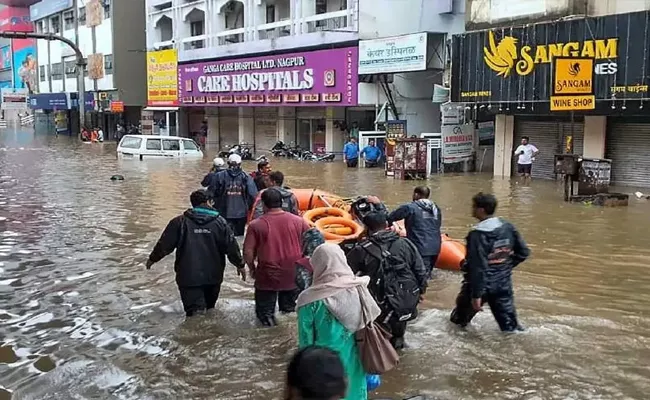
xmin=244 ymin=188 xmax=310 ymax=326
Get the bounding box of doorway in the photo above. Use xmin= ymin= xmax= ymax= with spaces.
xmin=298 ymin=118 xmax=325 ymax=152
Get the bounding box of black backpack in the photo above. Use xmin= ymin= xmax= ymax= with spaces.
xmin=363 ymin=239 xmax=421 ymax=321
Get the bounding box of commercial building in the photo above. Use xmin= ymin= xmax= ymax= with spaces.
xmin=452 ymin=0 xmax=650 ymax=188
xmin=27 ymin=0 xmax=146 ymax=135
xmin=146 ymin=0 xmax=465 ymax=154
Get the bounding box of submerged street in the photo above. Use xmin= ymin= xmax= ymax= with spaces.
xmin=1 ymin=132 xmax=650 ymax=399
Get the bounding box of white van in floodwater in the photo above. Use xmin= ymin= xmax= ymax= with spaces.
xmin=117 ymin=135 xmax=204 ymax=159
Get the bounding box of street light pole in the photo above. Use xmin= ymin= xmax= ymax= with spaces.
xmin=73 ymin=0 xmax=85 ymax=137
xmin=0 ymin=31 xmax=86 ymax=139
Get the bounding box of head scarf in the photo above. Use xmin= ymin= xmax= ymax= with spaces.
xmin=302 ymin=228 xmax=325 ymax=257
xmin=296 ymin=243 xmax=381 ymax=332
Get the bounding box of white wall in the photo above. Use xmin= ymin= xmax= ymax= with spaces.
xmin=359 ymin=0 xmax=465 ymax=38
xmin=37 ymin=13 xmax=115 ymax=93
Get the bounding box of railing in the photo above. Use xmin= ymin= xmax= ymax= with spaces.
xmin=20 ymin=114 xmax=34 ymax=126
xmin=215 ymin=27 xmax=246 ymax=45
xmin=181 ymin=34 xmax=207 ymax=50
xmin=256 ymin=19 xmax=292 ymax=40
xmin=303 ymin=10 xmax=350 ymax=33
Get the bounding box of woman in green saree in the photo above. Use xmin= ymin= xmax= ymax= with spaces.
xmin=296 ymin=243 xmax=381 ymax=400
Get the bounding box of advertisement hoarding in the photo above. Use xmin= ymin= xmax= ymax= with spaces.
xmin=358 ymin=33 xmax=427 ymax=75
xmin=0 ymin=46 xmax=12 ymax=70
xmin=178 ymin=46 xmax=358 ymax=107
xmin=0 ymin=7 xmax=33 ymax=33
xmin=442 ymin=124 xmax=474 ymax=163
xmin=1 ymin=88 xmax=28 ymax=110
xmin=11 ymin=38 xmax=37 ymax=94
xmin=147 ymin=49 xmax=179 ymax=107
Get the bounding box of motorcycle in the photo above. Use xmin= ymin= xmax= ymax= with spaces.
xmin=271 ymin=141 xmax=290 ymax=157
xmin=218 ymin=143 xmax=254 ymax=160
xmin=298 ymin=150 xmax=336 ymax=162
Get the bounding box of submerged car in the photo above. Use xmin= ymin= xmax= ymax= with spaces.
xmin=117 ymin=135 xmax=204 ymax=159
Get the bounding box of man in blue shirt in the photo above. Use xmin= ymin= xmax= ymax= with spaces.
xmin=360 ymin=139 xmax=382 ymax=168
xmin=343 ymin=138 xmax=359 ymax=168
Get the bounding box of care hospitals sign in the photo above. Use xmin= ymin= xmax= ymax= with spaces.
xmin=358 ymin=33 xmax=427 ymax=75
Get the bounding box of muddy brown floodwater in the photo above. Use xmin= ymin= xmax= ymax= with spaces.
xmin=1 ymin=132 xmax=650 ymax=399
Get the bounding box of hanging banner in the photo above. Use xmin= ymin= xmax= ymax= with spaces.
xmin=442 ymin=124 xmax=474 ymax=163
xmin=147 ymin=49 xmax=179 ymax=106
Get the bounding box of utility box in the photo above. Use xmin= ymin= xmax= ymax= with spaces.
xmin=578 ymin=158 xmax=612 ymax=195
xmin=554 ymin=154 xmax=581 ymax=176
xmin=393 ymin=139 xmax=428 ymax=180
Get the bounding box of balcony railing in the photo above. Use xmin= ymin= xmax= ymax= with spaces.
xmin=257 ymin=19 xmax=292 ymax=40
xmin=181 ymin=34 xmax=207 ymax=50
xmin=216 ymin=27 xmax=246 ymax=45
xmin=303 ymin=10 xmax=350 ymax=33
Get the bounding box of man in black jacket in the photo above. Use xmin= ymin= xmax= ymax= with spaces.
xmin=347 ymin=212 xmax=428 ymax=350
xmin=386 ymin=186 xmax=442 ymax=278
xmin=146 ymin=190 xmax=246 ymax=317
xmin=450 ymin=192 xmax=530 ymax=332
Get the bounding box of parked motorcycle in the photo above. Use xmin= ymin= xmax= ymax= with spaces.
xmin=271 ymin=141 xmax=290 ymax=157
xmin=218 ymin=143 xmax=254 ymax=160
xmin=298 ymin=150 xmax=336 ymax=162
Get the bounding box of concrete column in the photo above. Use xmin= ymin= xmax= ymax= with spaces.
xmin=325 ymin=107 xmax=345 ymax=156
xmin=206 ymin=108 xmax=219 ymax=151
xmin=278 ymin=107 xmax=296 ymax=143
xmin=493 ymin=114 xmax=515 ymax=178
xmin=239 ymin=107 xmax=254 ymax=144
xmin=583 ymin=116 xmax=607 ymax=158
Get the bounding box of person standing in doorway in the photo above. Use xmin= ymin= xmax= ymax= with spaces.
xmin=212 ymin=154 xmax=258 ymax=235
xmin=348 ymin=121 xmax=360 ymax=141
xmin=343 ymin=138 xmax=359 ymax=168
xmin=360 ymin=139 xmax=383 ymax=168
xmin=146 ymin=190 xmax=246 ymax=317
xmin=450 ymin=192 xmax=530 ymax=332
xmin=243 ymin=188 xmax=310 ymax=327
xmin=514 ymin=136 xmax=539 ymax=181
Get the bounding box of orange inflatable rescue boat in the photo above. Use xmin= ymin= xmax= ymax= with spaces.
xmin=247 ymin=188 xmax=466 ymax=271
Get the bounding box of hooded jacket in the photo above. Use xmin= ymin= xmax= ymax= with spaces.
xmin=213 ymin=168 xmax=258 ymax=219
xmin=252 ymin=186 xmax=300 ymax=219
xmin=148 ymin=207 xmax=244 ymax=287
xmin=464 ymin=217 xmax=530 ymax=298
xmin=346 ymin=229 xmax=428 ymax=306
xmin=387 ymin=199 xmax=442 ymax=257
xmin=201 ymin=167 xmax=226 ymax=190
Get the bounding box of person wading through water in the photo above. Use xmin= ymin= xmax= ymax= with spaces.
xmin=383 ymin=186 xmax=442 ymax=278
xmin=346 ymin=211 xmax=428 ymax=350
xmin=252 ymin=171 xmax=299 ymax=219
xmin=146 ymin=189 xmax=246 ymax=317
xmin=244 ymin=188 xmax=310 ymax=326
xmin=212 ymin=154 xmax=258 ymax=236
xmin=201 ymin=157 xmax=226 ymax=190
xmin=251 ymin=158 xmax=272 ymax=191
xmin=450 ymin=192 xmax=530 ymax=332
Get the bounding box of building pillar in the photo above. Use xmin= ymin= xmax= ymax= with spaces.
xmin=493 ymin=114 xmax=514 ymax=178
xmin=239 ymin=107 xmax=254 ymax=145
xmin=205 ymin=107 xmax=219 ymax=151
xmin=583 ymin=116 xmax=607 ymax=158
xmin=278 ymin=107 xmax=295 ymax=143
xmin=325 ymin=107 xmax=344 ymax=155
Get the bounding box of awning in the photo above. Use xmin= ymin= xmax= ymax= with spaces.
xmin=144 ymin=106 xmax=179 ymax=111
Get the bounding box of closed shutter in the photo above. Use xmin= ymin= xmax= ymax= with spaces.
xmin=560 ymin=122 xmax=584 ymax=155
xmin=513 ymin=119 xmax=561 ymax=179
xmin=606 ymin=122 xmax=650 ymax=188
xmin=219 ymin=108 xmax=239 ymax=149
xmin=254 ymin=107 xmax=278 ymax=154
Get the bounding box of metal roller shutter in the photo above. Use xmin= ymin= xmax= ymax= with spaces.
xmin=513 ymin=119 xmax=561 ymax=179
xmin=254 ymin=107 xmax=278 ymax=154
xmin=606 ymin=123 xmax=650 ymax=188
xmin=560 ymin=122 xmax=584 ymax=156
xmin=219 ymin=108 xmax=239 ymax=149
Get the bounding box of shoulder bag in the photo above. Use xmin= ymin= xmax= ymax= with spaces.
xmin=355 ymin=289 xmax=400 ymax=374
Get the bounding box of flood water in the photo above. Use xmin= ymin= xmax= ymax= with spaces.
xmin=1 ymin=130 xmax=650 ymax=400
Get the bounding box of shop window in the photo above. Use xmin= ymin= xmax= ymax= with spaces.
xmin=39 ymin=65 xmax=46 ymax=81
xmin=104 ymin=54 xmax=113 ymax=74
xmin=266 ymin=5 xmax=275 ymax=23
xmin=50 ymin=15 xmax=61 ymax=34
xmin=36 ymin=20 xmax=46 ymax=33
xmin=183 ymin=140 xmax=199 ymax=151
xmin=64 ymin=60 xmax=76 ymax=78
xmin=120 ymin=137 xmax=142 ymax=149
xmin=163 ymin=139 xmax=180 ymax=151
xmin=79 ymin=7 xmax=86 ymax=25
xmin=51 ymin=62 xmax=63 ymax=80
xmin=146 ymin=138 xmax=162 ymax=150
xmin=64 ymin=11 xmax=75 ymax=30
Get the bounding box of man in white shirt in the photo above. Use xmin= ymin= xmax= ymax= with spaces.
xmin=514 ymin=136 xmax=539 ymax=180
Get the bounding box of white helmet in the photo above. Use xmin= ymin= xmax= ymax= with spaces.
xmin=228 ymin=154 xmax=242 ymax=164
xmin=213 ymin=157 xmax=225 ymax=167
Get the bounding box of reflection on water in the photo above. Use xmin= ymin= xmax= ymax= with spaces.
xmin=1 ymin=132 xmax=650 ymax=399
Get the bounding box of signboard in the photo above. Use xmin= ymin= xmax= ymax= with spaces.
xmin=358 ymin=33 xmax=427 ymax=75
xmin=451 ymin=11 xmax=650 ymax=104
xmin=0 ymin=46 xmax=11 ymax=70
xmin=550 ymin=57 xmax=595 ymax=111
xmin=29 ymin=0 xmax=73 ymax=21
xmin=12 ymin=38 xmax=37 ymax=94
xmin=478 ymin=121 xmax=495 ymax=145
xmin=110 ymin=101 xmax=124 ymax=113
xmin=1 ymin=88 xmax=28 ymax=110
xmin=87 ymin=53 xmax=104 ymax=80
xmin=441 ymin=104 xmax=463 ymax=125
xmin=147 ymin=49 xmax=178 ymax=106
xmin=178 ymin=46 xmax=358 ymax=107
xmin=442 ymin=124 xmax=474 ymax=162
xmin=386 ymin=120 xmax=407 ymax=140
xmin=86 ymin=0 xmax=103 ymax=28
xmin=0 ymin=7 xmax=33 ymax=33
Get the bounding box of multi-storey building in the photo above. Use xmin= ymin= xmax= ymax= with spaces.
xmin=453 ymin=0 xmax=650 ymax=187
xmin=145 ymin=0 xmax=465 ymax=154
xmin=25 ymin=0 xmax=146 ymax=136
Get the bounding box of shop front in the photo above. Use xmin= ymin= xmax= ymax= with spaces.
xmin=451 ymin=11 xmax=650 ymax=186
xmin=177 ymin=46 xmax=358 ymax=154
xmin=28 ymin=92 xmax=94 ymax=135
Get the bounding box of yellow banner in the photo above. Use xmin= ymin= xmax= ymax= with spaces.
xmin=554 ymin=58 xmax=594 ymax=95
xmin=147 ymin=49 xmax=178 ymax=106
xmin=550 ymin=95 xmax=595 ymax=111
